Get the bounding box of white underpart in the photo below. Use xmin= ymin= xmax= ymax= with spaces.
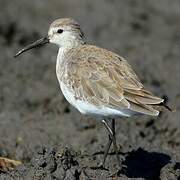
xmin=56 ymin=47 xmax=68 ymax=71
xmin=60 ymin=82 xmax=131 ymax=118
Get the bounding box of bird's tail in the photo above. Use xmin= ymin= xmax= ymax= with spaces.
xmin=153 ymin=101 xmax=175 ymax=112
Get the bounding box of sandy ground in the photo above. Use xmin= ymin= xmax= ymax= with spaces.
xmin=0 ymin=0 xmax=180 ymax=179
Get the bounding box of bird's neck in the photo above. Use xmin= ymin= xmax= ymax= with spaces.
xmin=56 ymin=46 xmax=76 ymax=78
xmin=56 ymin=39 xmax=85 ymax=75
xmin=57 ymin=47 xmax=70 ymax=61
xmin=59 ymin=36 xmax=85 ymax=49
xmin=57 ymin=39 xmax=85 ymax=59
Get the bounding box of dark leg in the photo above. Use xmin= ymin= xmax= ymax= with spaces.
xmin=99 ymin=134 xmax=112 ymax=167
xmin=102 ymin=119 xmax=121 ymax=167
xmin=111 ymin=119 xmax=121 ymax=167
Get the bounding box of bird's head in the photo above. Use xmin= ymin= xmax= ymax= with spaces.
xmin=15 ymin=18 xmax=85 ymax=57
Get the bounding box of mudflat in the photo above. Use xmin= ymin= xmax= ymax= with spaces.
xmin=0 ymin=0 xmax=179 ymax=179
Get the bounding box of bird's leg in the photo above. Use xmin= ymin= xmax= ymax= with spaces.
xmin=99 ymin=134 xmax=112 ymax=168
xmin=111 ymin=118 xmax=121 ymax=167
xmin=102 ymin=119 xmax=121 ymax=167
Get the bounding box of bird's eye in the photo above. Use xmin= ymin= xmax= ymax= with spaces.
xmin=57 ymin=29 xmax=63 ymax=34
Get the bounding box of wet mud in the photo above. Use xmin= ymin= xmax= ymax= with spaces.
xmin=0 ymin=0 xmax=180 ymax=179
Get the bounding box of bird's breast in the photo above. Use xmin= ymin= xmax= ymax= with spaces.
xmin=56 ymin=48 xmax=70 ymax=83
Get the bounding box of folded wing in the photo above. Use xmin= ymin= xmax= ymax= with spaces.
xmin=62 ymin=45 xmax=164 ymax=116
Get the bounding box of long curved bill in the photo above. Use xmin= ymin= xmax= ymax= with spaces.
xmin=14 ymin=36 xmax=49 ymax=58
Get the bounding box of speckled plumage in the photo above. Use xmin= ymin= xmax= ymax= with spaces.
xmin=56 ymin=44 xmax=163 ymax=117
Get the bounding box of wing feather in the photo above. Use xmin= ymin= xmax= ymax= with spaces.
xmin=60 ymin=45 xmax=163 ymax=116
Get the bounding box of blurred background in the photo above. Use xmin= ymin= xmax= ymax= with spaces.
xmin=0 ymin=0 xmax=180 ymax=179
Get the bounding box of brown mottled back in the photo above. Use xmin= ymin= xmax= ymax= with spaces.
xmin=56 ymin=45 xmax=164 ymax=116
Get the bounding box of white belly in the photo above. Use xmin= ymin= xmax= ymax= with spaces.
xmin=60 ymin=83 xmax=131 ymax=118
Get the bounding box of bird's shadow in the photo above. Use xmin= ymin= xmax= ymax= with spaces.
xmin=119 ymin=148 xmax=171 ymax=180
